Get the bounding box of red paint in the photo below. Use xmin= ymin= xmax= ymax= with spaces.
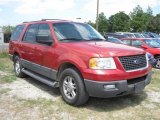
xmin=9 ymin=21 xmax=152 ymax=82
xmin=121 ymin=38 xmax=160 ymax=56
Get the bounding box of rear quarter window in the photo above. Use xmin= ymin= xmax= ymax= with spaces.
xmin=11 ymin=25 xmax=25 ymax=41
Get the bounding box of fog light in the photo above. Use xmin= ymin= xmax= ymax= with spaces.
xmin=104 ymin=84 xmax=116 ymax=90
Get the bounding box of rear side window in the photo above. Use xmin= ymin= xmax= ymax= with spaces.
xmin=23 ymin=24 xmax=38 ymax=43
xmin=11 ymin=25 xmax=25 ymax=41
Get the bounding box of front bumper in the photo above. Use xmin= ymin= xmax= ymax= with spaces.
xmin=84 ymin=71 xmax=152 ymax=98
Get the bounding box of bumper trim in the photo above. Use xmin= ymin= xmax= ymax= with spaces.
xmin=84 ymin=71 xmax=152 ymax=98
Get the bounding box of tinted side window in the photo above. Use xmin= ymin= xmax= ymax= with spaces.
xmin=37 ymin=24 xmax=52 ymax=40
xmin=132 ymin=40 xmax=143 ymax=48
xmin=123 ymin=40 xmax=131 ymax=45
xmin=23 ymin=24 xmax=38 ymax=43
xmin=11 ymin=25 xmax=25 ymax=41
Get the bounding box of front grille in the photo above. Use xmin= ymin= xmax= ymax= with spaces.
xmin=119 ymin=54 xmax=147 ymax=71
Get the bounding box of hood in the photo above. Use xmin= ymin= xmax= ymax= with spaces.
xmin=61 ymin=41 xmax=145 ymax=57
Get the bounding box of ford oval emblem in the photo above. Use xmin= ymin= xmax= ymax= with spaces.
xmin=133 ymin=59 xmax=141 ymax=64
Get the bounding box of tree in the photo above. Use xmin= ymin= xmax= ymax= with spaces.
xmin=147 ymin=14 xmax=160 ymax=33
xmin=108 ymin=11 xmax=130 ymax=32
xmin=2 ymin=25 xmax=15 ymax=43
xmin=2 ymin=25 xmax=15 ymax=34
xmin=86 ymin=20 xmax=96 ymax=28
xmin=130 ymin=5 xmax=153 ymax=32
xmin=97 ymin=12 xmax=109 ymax=34
xmin=147 ymin=6 xmax=153 ymax=16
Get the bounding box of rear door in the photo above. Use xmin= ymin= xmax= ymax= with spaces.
xmin=9 ymin=25 xmax=25 ymax=55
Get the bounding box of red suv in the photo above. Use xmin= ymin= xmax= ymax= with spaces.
xmin=121 ymin=38 xmax=160 ymax=69
xmin=9 ymin=19 xmax=152 ymax=106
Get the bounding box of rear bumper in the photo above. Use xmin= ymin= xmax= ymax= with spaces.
xmin=84 ymin=71 xmax=152 ymax=98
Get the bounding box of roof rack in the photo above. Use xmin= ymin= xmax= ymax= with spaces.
xmin=23 ymin=19 xmax=69 ymax=23
xmin=41 ymin=19 xmax=68 ymax=21
xmin=23 ymin=20 xmax=42 ymax=23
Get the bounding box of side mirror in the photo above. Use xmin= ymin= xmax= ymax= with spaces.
xmin=36 ymin=35 xmax=53 ymax=45
xmin=104 ymin=35 xmax=108 ymax=40
xmin=141 ymin=44 xmax=148 ymax=49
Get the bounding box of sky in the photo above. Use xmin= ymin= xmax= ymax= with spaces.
xmin=0 ymin=0 xmax=160 ymax=26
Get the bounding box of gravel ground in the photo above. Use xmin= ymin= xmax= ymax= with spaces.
xmin=0 ymin=57 xmax=160 ymax=120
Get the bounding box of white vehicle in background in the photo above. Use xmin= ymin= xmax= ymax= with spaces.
xmin=116 ymin=32 xmax=143 ymax=38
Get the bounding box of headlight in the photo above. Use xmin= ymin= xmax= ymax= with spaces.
xmin=89 ymin=58 xmax=116 ymax=69
xmin=146 ymin=52 xmax=154 ymax=60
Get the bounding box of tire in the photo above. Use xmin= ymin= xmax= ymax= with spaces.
xmin=154 ymin=56 xmax=160 ymax=69
xmin=59 ymin=68 xmax=89 ymax=106
xmin=14 ymin=56 xmax=26 ymax=78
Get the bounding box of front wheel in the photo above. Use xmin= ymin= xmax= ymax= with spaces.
xmin=154 ymin=56 xmax=160 ymax=69
xmin=59 ymin=68 xmax=89 ymax=106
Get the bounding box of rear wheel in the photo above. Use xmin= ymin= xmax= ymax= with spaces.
xmin=59 ymin=68 xmax=89 ymax=106
xmin=154 ymin=56 xmax=160 ymax=69
xmin=14 ymin=56 xmax=26 ymax=78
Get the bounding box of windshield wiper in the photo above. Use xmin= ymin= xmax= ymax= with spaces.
xmin=89 ymin=38 xmax=105 ymax=41
xmin=59 ymin=38 xmax=83 ymax=41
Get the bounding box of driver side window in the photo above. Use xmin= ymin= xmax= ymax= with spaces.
xmin=37 ymin=24 xmax=52 ymax=41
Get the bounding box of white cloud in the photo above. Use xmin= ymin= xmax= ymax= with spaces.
xmin=14 ymin=0 xmax=75 ymax=15
xmin=84 ymin=0 xmax=160 ymax=18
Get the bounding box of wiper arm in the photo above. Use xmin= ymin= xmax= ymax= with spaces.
xmin=59 ymin=38 xmax=83 ymax=41
xmin=89 ymin=38 xmax=105 ymax=41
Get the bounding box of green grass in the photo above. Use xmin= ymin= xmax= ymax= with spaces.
xmin=0 ymin=56 xmax=13 ymax=72
xmin=149 ymin=69 xmax=160 ymax=88
xmin=0 ymin=75 xmax=17 ymax=83
xmin=0 ymin=51 xmax=9 ymax=58
xmin=21 ymin=98 xmax=53 ymax=108
xmin=0 ymin=88 xmax=11 ymax=95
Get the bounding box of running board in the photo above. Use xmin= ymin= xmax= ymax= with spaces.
xmin=22 ymin=69 xmax=59 ymax=88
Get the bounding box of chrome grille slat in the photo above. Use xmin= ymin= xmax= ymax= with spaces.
xmin=119 ymin=54 xmax=147 ymax=71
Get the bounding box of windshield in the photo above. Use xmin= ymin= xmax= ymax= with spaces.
xmin=126 ymin=34 xmax=135 ymax=38
xmin=52 ymin=22 xmax=105 ymax=42
xmin=135 ymin=33 xmax=143 ymax=38
xmin=143 ymin=34 xmax=151 ymax=38
xmin=144 ymin=39 xmax=160 ymax=48
xmin=155 ymin=39 xmax=160 ymax=43
xmin=152 ymin=33 xmax=160 ymax=38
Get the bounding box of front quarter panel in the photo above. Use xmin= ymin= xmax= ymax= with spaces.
xmin=54 ymin=44 xmax=99 ymax=74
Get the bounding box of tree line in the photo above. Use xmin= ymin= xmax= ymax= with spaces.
xmin=87 ymin=5 xmax=160 ymax=34
xmin=1 ymin=5 xmax=160 ymax=37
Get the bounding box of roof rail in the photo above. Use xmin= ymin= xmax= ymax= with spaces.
xmin=41 ymin=19 xmax=69 ymax=21
xmin=23 ymin=20 xmax=42 ymax=23
xmin=23 ymin=19 xmax=70 ymax=23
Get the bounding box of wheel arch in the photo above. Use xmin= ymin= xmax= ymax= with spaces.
xmin=13 ymin=52 xmax=20 ymax=61
xmin=57 ymin=62 xmax=83 ymax=81
xmin=154 ymin=54 xmax=160 ymax=58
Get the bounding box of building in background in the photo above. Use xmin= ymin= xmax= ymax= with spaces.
xmin=0 ymin=28 xmax=4 ymax=44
